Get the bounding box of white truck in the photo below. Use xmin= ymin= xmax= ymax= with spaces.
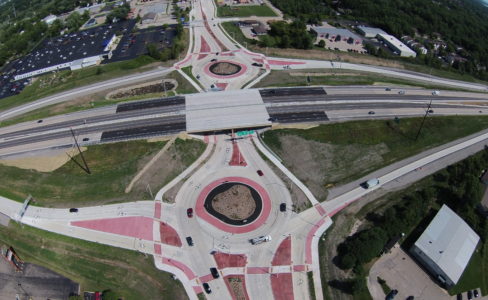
xmin=363 ymin=178 xmax=380 ymax=189
xmin=250 ymin=235 xmax=272 ymax=245
xmin=432 ymin=90 xmax=440 ymax=96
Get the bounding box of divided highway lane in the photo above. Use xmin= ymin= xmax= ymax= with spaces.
xmin=0 ymin=115 xmax=186 ymax=149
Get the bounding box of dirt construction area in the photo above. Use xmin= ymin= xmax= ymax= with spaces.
xmin=0 ymin=257 xmax=79 ymax=300
xmin=274 ymin=135 xmax=388 ymax=201
xmin=212 ymin=185 xmax=256 ymax=220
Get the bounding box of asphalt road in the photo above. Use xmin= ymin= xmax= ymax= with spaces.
xmin=1 ymin=87 xmax=487 ymax=156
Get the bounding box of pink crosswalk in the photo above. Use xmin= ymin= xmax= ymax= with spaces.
xmin=272 ymin=236 xmax=292 ymax=266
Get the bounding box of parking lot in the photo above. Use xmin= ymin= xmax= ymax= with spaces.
xmin=368 ymin=246 xmax=453 ymax=300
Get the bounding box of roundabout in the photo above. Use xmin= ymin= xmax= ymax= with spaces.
xmin=203 ymin=60 xmax=248 ymax=79
xmin=204 ymin=182 xmax=262 ymax=226
xmin=195 ymin=176 xmax=272 ymax=234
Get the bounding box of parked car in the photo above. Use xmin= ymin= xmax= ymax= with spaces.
xmin=468 ymin=290 xmax=473 ymax=300
xmin=457 ymin=293 xmax=463 ymax=300
xmin=186 ymin=236 xmax=194 ymax=246
xmin=385 ymin=289 xmax=398 ymax=300
xmin=473 ymin=289 xmax=479 ymax=298
xmin=203 ymin=282 xmax=211 ymax=294
xmin=210 ymin=267 xmax=220 ymax=278
xmin=187 ymin=208 xmax=193 ymax=218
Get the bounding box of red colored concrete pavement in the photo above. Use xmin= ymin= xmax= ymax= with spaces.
xmin=271 ymin=273 xmax=294 ymax=300
xmin=195 ymin=177 xmax=272 ymax=234
xmin=71 ymin=216 xmax=153 ymax=240
xmin=214 ymin=252 xmax=247 ymax=269
xmin=163 ymin=257 xmax=196 ymax=279
xmin=229 ymin=141 xmax=247 ymax=166
xmin=272 ymin=236 xmax=292 ymax=266
xmin=193 ymin=286 xmax=203 ymax=294
xmin=315 ymin=204 xmax=326 ymax=216
xmin=293 ymin=265 xmax=306 ymax=272
xmin=154 ymin=243 xmax=162 ymax=255
xmin=215 ymin=82 xmax=228 ymax=90
xmin=160 ymin=222 xmax=182 ymax=247
xmin=199 ymin=273 xmax=215 ymax=283
xmin=247 ymin=266 xmax=270 ymax=274
xmin=305 ymin=218 xmax=326 ymax=264
xmin=224 ymin=275 xmax=250 ymax=300
xmin=268 ymin=59 xmax=305 ymax=66
xmin=154 ymin=202 xmax=161 ymax=219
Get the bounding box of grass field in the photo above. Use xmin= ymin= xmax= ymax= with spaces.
xmin=217 ymin=4 xmax=277 ymax=17
xmin=221 ymin=22 xmax=256 ymax=46
xmin=263 ymin=116 xmax=488 ymax=199
xmin=0 ymin=138 xmax=205 ymax=207
xmin=0 ymin=56 xmax=160 ymax=113
xmin=0 ymin=222 xmax=188 ymax=300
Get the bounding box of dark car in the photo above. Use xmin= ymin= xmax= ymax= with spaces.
xmin=428 ymin=109 xmax=434 ymax=113
xmin=37 ymin=119 xmax=43 ymax=123
xmin=187 ymin=208 xmax=193 ymax=218
xmin=468 ymin=290 xmax=473 ymax=300
xmin=186 ymin=236 xmax=194 ymax=246
xmin=69 ymin=208 xmax=78 ymax=213
xmin=385 ymin=87 xmax=391 ymax=91
xmin=280 ymin=203 xmax=286 ymax=212
xmin=252 ymin=62 xmax=263 ymax=67
xmin=473 ymin=289 xmax=479 ymax=298
xmin=368 ymin=111 xmax=375 ymax=115
xmin=210 ymin=267 xmax=219 ymax=278
xmin=457 ymin=293 xmax=463 ymax=300
xmin=82 ymin=137 xmax=89 ymax=142
xmin=268 ymin=117 xmax=276 ymax=122
xmin=406 ymin=296 xmax=414 ymax=300
xmin=257 ymin=170 xmax=264 ymax=176
xmin=385 ymin=289 xmax=398 ymax=300
xmin=211 ymin=58 xmax=217 ymax=62
xmin=203 ymin=282 xmax=211 ymax=294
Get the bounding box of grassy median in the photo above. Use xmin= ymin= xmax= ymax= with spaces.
xmin=217 ymin=4 xmax=277 ymax=17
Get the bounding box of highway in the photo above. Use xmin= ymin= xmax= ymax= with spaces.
xmin=0 ymin=86 xmax=487 ymax=157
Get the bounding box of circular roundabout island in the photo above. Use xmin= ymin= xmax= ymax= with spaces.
xmin=204 ymin=182 xmax=262 ymax=226
xmin=209 ymin=62 xmax=243 ymax=76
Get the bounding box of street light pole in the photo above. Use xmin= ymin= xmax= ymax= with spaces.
xmin=415 ymin=98 xmax=433 ymax=141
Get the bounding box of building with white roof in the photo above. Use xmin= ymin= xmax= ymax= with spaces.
xmin=311 ymin=26 xmax=363 ymax=44
xmin=42 ymin=15 xmax=58 ymax=25
xmin=357 ymin=26 xmax=386 ymax=38
xmin=377 ymin=33 xmax=417 ymax=57
xmin=410 ymin=204 xmax=480 ymax=288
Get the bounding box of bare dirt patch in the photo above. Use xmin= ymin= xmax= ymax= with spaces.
xmin=210 ymin=62 xmax=242 ymax=75
xmin=276 ymin=135 xmax=388 ymax=201
xmin=0 ymin=147 xmax=87 ymax=172
xmin=212 ymin=185 xmax=256 ymax=220
xmin=106 ymin=79 xmax=177 ymax=100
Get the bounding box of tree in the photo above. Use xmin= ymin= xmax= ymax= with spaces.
xmin=318 ymin=39 xmax=326 ymax=48
xmin=147 ymin=43 xmax=161 ymax=60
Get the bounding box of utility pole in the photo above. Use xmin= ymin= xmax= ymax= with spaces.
xmin=415 ymin=98 xmax=433 ymax=141
xmin=67 ymin=128 xmax=91 ymax=174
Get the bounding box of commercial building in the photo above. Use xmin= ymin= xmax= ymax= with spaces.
xmin=357 ymin=26 xmax=386 ymax=38
xmin=377 ymin=33 xmax=417 ymax=57
xmin=410 ymin=205 xmax=480 ymax=288
xmin=12 ymin=21 xmax=134 ymax=81
xmin=311 ymin=26 xmax=363 ymax=44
